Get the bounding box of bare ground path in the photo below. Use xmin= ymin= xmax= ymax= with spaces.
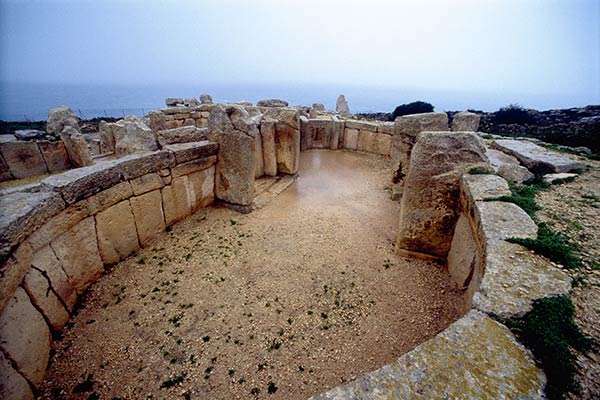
xmin=38 ymin=150 xmax=463 ymax=400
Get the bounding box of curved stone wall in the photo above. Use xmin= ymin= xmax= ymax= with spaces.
xmin=0 ymin=141 xmax=217 ymax=399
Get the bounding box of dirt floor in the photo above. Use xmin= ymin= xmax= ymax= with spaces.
xmin=535 ymin=157 xmax=600 ymax=399
xmin=37 ymin=150 xmax=464 ymax=400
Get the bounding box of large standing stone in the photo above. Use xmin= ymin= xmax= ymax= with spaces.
xmin=254 ymin=131 xmax=264 ymax=178
xmin=336 ymin=94 xmax=350 ymax=114
xmin=22 ymin=266 xmax=70 ymax=331
xmin=161 ymin=176 xmax=192 ymax=225
xmin=184 ymin=97 xmax=199 ymax=107
xmin=331 ymin=118 xmax=344 ymax=150
xmin=452 ymin=111 xmax=481 ymax=131
xmin=200 ymin=94 xmax=213 ymax=104
xmin=447 ymin=214 xmax=479 ymax=289
xmin=0 ymin=287 xmax=51 ymax=388
xmin=98 ymin=120 xmax=116 ymax=153
xmin=491 ymin=139 xmax=583 ymax=174
xmin=38 ymin=140 xmax=71 ymax=172
xmin=344 ymin=128 xmax=359 ymax=150
xmin=396 ymin=132 xmax=489 ymax=259
xmin=60 ymin=126 xmax=94 ymax=167
xmin=256 ymin=99 xmax=289 ymax=107
xmin=260 ymin=117 xmax=277 ymax=177
xmin=50 ymin=217 xmax=104 ymax=293
xmin=207 ymin=105 xmax=257 ymax=206
xmin=47 ymin=105 xmax=79 ymax=136
xmin=357 ymin=130 xmax=378 ymax=153
xmin=130 ymin=190 xmax=166 ymax=247
xmin=274 ymin=122 xmax=300 ymax=174
xmin=0 ymin=135 xmax=48 ymax=178
xmin=95 ymin=200 xmax=139 ymax=264
xmin=187 ymin=166 xmax=215 ymax=211
xmin=112 ymin=116 xmax=158 ymax=158
xmin=31 ymin=245 xmax=77 ymax=311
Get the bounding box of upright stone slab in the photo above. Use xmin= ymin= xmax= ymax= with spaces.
xmin=452 ymin=111 xmax=481 ymax=131
xmin=0 ymin=350 xmax=34 ymax=400
xmin=254 ymin=131 xmax=264 ymax=178
xmin=0 ymin=136 xmax=48 ymax=178
xmin=98 ymin=120 xmax=116 ymax=153
xmin=112 ymin=116 xmax=158 ymax=158
xmin=47 ymin=106 xmax=79 ymax=136
xmin=396 ymin=131 xmax=489 ymax=259
xmin=60 ymin=126 xmax=93 ymax=167
xmin=187 ymin=166 xmax=215 ymax=211
xmin=38 ymin=140 xmax=71 ymax=172
xmin=130 ymin=190 xmax=166 ymax=247
xmin=261 ymin=117 xmax=277 ymax=177
xmin=162 ymin=176 xmax=192 ymax=225
xmin=207 ymin=105 xmax=257 ymax=206
xmin=491 ymin=139 xmax=583 ymax=174
xmin=336 ymin=94 xmax=350 ymax=114
xmin=263 ymin=108 xmax=300 ymax=174
xmin=31 ymin=244 xmax=77 ymax=311
xmin=95 ymin=200 xmax=140 ymax=264
xmin=344 ymin=128 xmax=359 ymax=150
xmin=22 ymin=266 xmax=70 ymax=331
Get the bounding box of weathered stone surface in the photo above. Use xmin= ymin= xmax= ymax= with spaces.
xmin=486 ymin=148 xmax=534 ymax=184
xmin=452 ymin=111 xmax=481 ymax=131
xmin=84 ymin=181 xmax=133 ymax=215
xmin=14 ymin=129 xmax=46 ymax=141
xmin=171 ymin=156 xmax=216 ymax=178
xmin=38 ymin=140 xmax=71 ymax=172
xmin=491 ymin=139 xmax=583 ymax=174
xmin=476 ymin=201 xmax=538 ymax=241
xmin=200 ymin=94 xmax=213 ymax=104
xmin=112 ymin=117 xmax=158 ymax=158
xmin=474 ymin=240 xmax=572 ymax=318
xmin=0 ymin=350 xmax=34 ymax=400
xmin=187 ymin=166 xmax=215 ymax=211
xmin=461 ymin=174 xmax=511 ymax=201
xmin=0 ymin=287 xmax=51 ymax=387
xmin=26 ymin=203 xmax=88 ymax=252
xmin=164 ymin=141 xmax=218 ymax=165
xmin=130 ymin=172 xmax=168 ymax=195
xmin=156 ymin=126 xmax=208 ymax=146
xmin=357 ymin=130 xmax=377 ymax=153
xmin=400 ymin=111 xmax=449 ymax=131
xmin=95 ymin=200 xmax=139 ymax=264
xmin=374 ymin=133 xmax=391 ymax=156
xmin=0 ymin=242 xmax=32 ymax=315
xmin=254 ymin=132 xmax=264 ymax=178
xmin=378 ymin=122 xmax=394 ymax=135
xmin=260 ymin=118 xmax=277 ymax=176
xmin=183 ymin=97 xmax=199 ymax=107
xmin=0 ymin=190 xmax=65 ymax=252
xmin=256 ymin=99 xmax=289 ymax=107
xmin=274 ymin=123 xmax=300 ymax=174
xmin=310 ymin=310 xmax=545 ymax=400
xmin=336 ymin=94 xmax=349 ymax=114
xmin=42 ymin=160 xmax=122 ymax=204
xmin=0 ymin=137 xmax=48 ymax=178
xmin=344 ymin=128 xmax=359 ymax=150
xmin=162 ymin=177 xmax=192 ymax=225
xmin=331 ymin=119 xmax=344 ymax=150
xmin=312 ymin=103 xmax=325 ymax=111
xmin=262 ymin=107 xmax=300 ymax=130
xmin=543 ymin=172 xmax=578 ymax=183
xmin=22 ymin=266 xmax=70 ymax=331
xmin=47 ymin=105 xmax=79 ymax=136
xmin=207 ymin=106 xmax=257 ymax=206
xmin=50 ymin=217 xmax=103 ymax=293
xmin=448 ymin=215 xmax=479 ymax=289
xmin=60 ymin=126 xmax=93 ymax=167
xmin=130 ymin=190 xmax=166 ymax=247
xmin=0 ymin=152 xmax=11 ymax=181
xmin=147 ymin=111 xmax=166 ymax=132
xmin=345 ymin=120 xmax=378 ymax=131
xmin=31 ymin=245 xmax=77 ymax=311
xmin=98 ymin=120 xmax=116 ymax=153
xmin=165 ymin=97 xmax=183 ymax=107
xmin=396 ymin=132 xmax=489 ymax=259
xmin=113 ymin=150 xmax=174 ymax=180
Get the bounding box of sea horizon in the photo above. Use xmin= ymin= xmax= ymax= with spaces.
xmin=0 ymin=81 xmax=597 ymax=122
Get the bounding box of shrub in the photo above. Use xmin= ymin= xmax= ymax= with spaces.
xmin=391 ymin=101 xmax=434 ymax=119
xmin=493 ymin=104 xmax=535 ymax=125
xmin=505 ymin=296 xmax=591 ymax=399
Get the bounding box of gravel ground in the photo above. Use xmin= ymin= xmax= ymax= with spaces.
xmin=38 ymin=150 xmax=463 ymax=400
xmin=536 ymin=157 xmax=600 ymax=399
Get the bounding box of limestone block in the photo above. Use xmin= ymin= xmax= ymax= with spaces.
xmin=331 ymin=119 xmax=344 ymax=150
xmin=0 ymin=152 xmax=11 ymax=181
xmin=156 ymin=126 xmax=208 ymax=146
xmin=345 ymin=120 xmax=378 ymax=131
xmin=112 ymin=116 xmax=158 ymax=158
xmin=165 ymin=120 xmax=179 ymax=130
xmin=162 ymin=177 xmax=192 ymax=226
xmin=51 ymin=217 xmax=103 ymax=293
xmin=254 ymin=131 xmax=264 ymax=178
xmin=147 ymin=111 xmax=166 ymax=132
xmin=0 ymin=138 xmax=48 ymax=178
xmin=309 ymin=310 xmax=546 ymax=399
xmin=447 ymin=215 xmax=479 ymax=289
xmin=344 ymin=128 xmax=359 ymax=150
xmin=543 ymin=173 xmax=578 ymax=183
xmin=257 ymin=99 xmax=289 ymax=107
xmin=47 ymin=106 xmax=79 ymax=136
xmin=474 ymin=240 xmax=572 ymax=318
xmin=183 ymin=118 xmax=195 ymax=127
xmin=461 ymin=174 xmax=511 ymax=202
xmin=98 ymin=121 xmax=116 ymax=153
xmin=26 ymin=203 xmax=88 ymax=252
xmin=187 ymin=166 xmax=215 ymax=211
xmin=130 ymin=172 xmax=169 ymax=195
xmin=164 ymin=141 xmax=219 ymax=165
xmin=60 ymin=126 xmax=94 ymax=167
xmin=476 ymin=201 xmax=538 ymax=241
xmin=486 ymin=148 xmax=534 ymax=184
xmin=37 ymin=140 xmax=71 ymax=172
xmin=375 ymin=133 xmax=391 ymax=156
xmin=171 ymin=156 xmax=216 ymax=178
xmin=378 ymin=122 xmax=394 ymax=135
xmin=207 ymin=106 xmax=257 ymax=206
xmin=396 ymin=132 xmax=489 ymax=259
xmin=200 ymin=94 xmax=213 ymax=104
xmin=274 ymin=123 xmax=300 ymax=174
xmin=31 ymin=245 xmax=77 ymax=311
xmin=95 ymin=200 xmax=139 ymax=264
xmin=113 ymin=150 xmax=174 ymax=181
xmin=130 ymin=190 xmax=166 ymax=247
xmin=357 ymin=130 xmax=377 ymax=153
xmin=336 ymin=94 xmax=349 ymax=114
xmin=261 ymin=118 xmax=277 ymax=176
xmin=0 ymin=287 xmax=51 ymax=387
xmin=22 ymin=267 xmax=70 ymax=331
xmin=0 ymin=242 xmax=32 ymax=316
xmin=0 ymin=350 xmax=34 ymax=400
xmin=452 ymin=111 xmax=481 ymax=132
xmin=491 ymin=139 xmax=583 ymax=174
xmin=84 ymin=181 xmax=134 ymax=215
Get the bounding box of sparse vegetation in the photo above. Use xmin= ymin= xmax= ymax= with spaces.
xmin=391 ymin=101 xmax=434 ymax=120
xmin=468 ymin=167 xmax=494 ymax=175
xmin=492 ymin=104 xmax=535 ymax=125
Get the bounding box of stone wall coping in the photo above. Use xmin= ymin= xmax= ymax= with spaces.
xmin=344 ymin=120 xmax=378 ymax=131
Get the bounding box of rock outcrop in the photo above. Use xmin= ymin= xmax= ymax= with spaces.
xmin=60 ymin=126 xmax=94 ymax=167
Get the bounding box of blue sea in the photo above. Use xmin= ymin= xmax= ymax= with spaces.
xmin=0 ymin=81 xmax=592 ymax=121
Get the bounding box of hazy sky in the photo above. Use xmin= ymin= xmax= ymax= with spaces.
xmin=1 ymin=0 xmax=599 ymax=108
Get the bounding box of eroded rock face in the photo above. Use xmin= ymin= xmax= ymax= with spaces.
xmin=112 ymin=116 xmax=158 ymax=158
xmin=256 ymin=99 xmax=289 ymax=107
xmin=396 ymin=131 xmax=489 ymax=259
xmin=452 ymin=111 xmax=481 ymax=131
xmin=336 ymin=94 xmax=349 ymax=114
xmin=207 ymin=105 xmax=257 ymax=206
xmin=491 ymin=139 xmax=583 ymax=174
xmin=47 ymin=106 xmax=79 ymax=136
xmin=59 ymin=126 xmax=94 ymax=167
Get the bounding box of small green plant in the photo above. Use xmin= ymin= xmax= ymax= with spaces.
xmin=391 ymin=101 xmax=434 ymax=119
xmin=468 ymin=167 xmax=494 ymax=175
xmin=504 ymin=296 xmax=591 ymax=400
xmin=160 ymin=373 xmax=186 ymax=388
xmin=489 ymin=178 xmax=549 ymax=218
xmin=493 ymin=104 xmax=535 ymax=125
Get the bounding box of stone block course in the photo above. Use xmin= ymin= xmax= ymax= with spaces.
xmin=37 ymin=141 xmax=71 ymax=173
xmin=130 ymin=190 xmax=166 ymax=247
xmin=22 ymin=267 xmax=70 ymax=331
xmin=31 ymin=245 xmax=77 ymax=311
xmin=95 ymin=200 xmax=140 ymax=265
xmin=162 ymin=176 xmax=192 ymax=226
xmin=0 ymin=138 xmax=48 ymax=179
